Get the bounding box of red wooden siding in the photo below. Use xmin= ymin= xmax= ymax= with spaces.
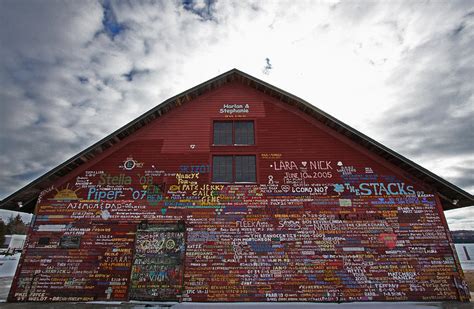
xmin=8 ymin=81 xmax=469 ymax=302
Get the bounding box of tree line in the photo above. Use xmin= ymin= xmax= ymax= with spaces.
xmin=0 ymin=214 xmax=29 ymax=245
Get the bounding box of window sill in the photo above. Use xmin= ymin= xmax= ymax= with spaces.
xmin=212 ymin=144 xmax=255 ymax=146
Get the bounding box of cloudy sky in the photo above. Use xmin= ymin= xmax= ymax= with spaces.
xmin=0 ymin=0 xmax=472 ymax=229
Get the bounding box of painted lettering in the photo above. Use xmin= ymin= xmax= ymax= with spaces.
xmin=87 ymin=188 xmax=123 ymax=201
xmin=98 ymin=173 xmax=132 ymax=185
xmin=357 ymin=182 xmax=416 ymax=196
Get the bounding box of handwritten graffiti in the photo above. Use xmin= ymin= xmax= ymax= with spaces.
xmin=180 ymin=165 xmax=210 ymax=174
xmin=146 ymin=184 xmax=164 ymax=206
xmin=12 ymin=151 xmax=462 ymax=303
xmin=130 ymin=225 xmax=185 ymax=301
xmin=119 ymin=156 xmax=144 ymax=170
xmin=219 ymin=103 xmax=250 ymax=114
xmin=272 ymin=160 xmax=332 ymax=171
xmin=345 ymin=182 xmax=416 ymax=196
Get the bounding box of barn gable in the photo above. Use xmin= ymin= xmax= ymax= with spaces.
xmin=1 ymin=69 xmax=472 ymax=213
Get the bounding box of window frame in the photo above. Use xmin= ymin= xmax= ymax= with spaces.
xmin=211 ymin=155 xmax=233 ymax=183
xmin=211 ymin=154 xmax=257 ymax=184
xmin=212 ymin=120 xmax=255 ymax=146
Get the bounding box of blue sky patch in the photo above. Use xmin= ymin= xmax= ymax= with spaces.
xmin=101 ymin=0 xmax=125 ymax=39
xmin=182 ymin=0 xmax=216 ymax=21
xmin=77 ymin=76 xmax=89 ymax=84
xmin=122 ymin=68 xmax=149 ymax=82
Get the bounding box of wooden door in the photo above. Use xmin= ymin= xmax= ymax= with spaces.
xmin=130 ymin=222 xmax=186 ymax=301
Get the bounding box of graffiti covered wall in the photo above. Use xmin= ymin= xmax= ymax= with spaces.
xmin=9 ymin=82 xmax=469 ymax=302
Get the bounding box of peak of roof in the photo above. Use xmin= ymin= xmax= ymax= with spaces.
xmin=1 ymin=69 xmax=472 ymax=212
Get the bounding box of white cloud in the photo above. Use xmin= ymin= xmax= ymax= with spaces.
xmin=445 ymin=206 xmax=474 ymax=230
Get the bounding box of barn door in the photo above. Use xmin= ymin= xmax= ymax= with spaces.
xmin=130 ymin=222 xmax=186 ymax=301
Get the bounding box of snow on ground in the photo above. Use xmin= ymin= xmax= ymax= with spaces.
xmin=0 ymin=253 xmax=21 ymax=278
xmin=456 ymin=244 xmax=474 ymax=271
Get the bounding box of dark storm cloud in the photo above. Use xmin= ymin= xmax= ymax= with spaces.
xmin=0 ymin=0 xmax=230 ymax=199
xmin=0 ymin=0 xmax=149 ymax=198
xmin=182 ymin=0 xmax=217 ymax=21
xmin=122 ymin=68 xmax=151 ymax=82
xmin=450 ymin=164 xmax=474 ymax=191
xmin=374 ymin=9 xmax=474 ymax=192
xmin=0 ymin=1 xmax=104 ymax=197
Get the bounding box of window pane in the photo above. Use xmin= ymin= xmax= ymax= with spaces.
xmin=213 ymin=122 xmax=232 ymax=145
xmin=235 ymin=155 xmax=256 ymax=182
xmin=212 ymin=156 xmax=233 ymax=182
xmin=234 ymin=121 xmax=254 ymax=145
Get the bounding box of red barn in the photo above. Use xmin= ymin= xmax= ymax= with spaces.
xmin=1 ymin=69 xmax=473 ymax=303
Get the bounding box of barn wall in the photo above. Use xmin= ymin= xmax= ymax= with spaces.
xmin=9 ymin=81 xmax=469 ymax=302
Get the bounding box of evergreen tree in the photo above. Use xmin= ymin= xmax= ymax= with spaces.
xmin=6 ymin=214 xmax=28 ymax=235
xmin=0 ymin=220 xmax=6 ymax=246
